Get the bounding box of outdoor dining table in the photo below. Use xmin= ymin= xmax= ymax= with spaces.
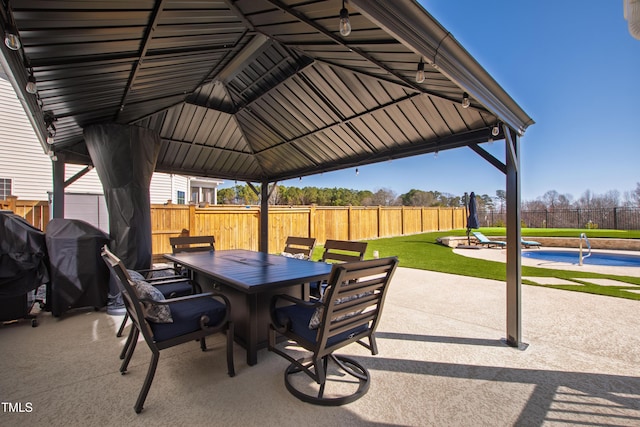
xmin=164 ymin=249 xmax=333 ymax=365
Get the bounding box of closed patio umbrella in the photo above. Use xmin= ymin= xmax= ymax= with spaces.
xmin=467 ymin=192 xmax=480 ymax=244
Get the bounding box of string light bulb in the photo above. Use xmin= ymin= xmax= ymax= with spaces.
xmin=4 ymin=23 xmax=20 ymax=50
xmin=26 ymin=74 xmax=37 ymax=94
xmin=415 ymin=59 xmax=425 ymax=83
xmin=491 ymin=124 xmax=500 ymax=137
xmin=339 ymin=1 xmax=351 ymax=36
xmin=462 ymin=92 xmax=470 ymax=109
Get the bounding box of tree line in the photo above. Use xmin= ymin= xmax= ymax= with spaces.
xmin=216 ymin=183 xmax=640 ymax=210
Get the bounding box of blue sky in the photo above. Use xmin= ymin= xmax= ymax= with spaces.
xmin=223 ymin=0 xmax=640 ymax=202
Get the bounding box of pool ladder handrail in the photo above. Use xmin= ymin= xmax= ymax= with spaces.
xmin=579 ymin=233 xmax=592 ymax=266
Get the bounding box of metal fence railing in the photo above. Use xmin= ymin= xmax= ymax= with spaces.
xmin=479 ymin=207 xmax=640 ymax=230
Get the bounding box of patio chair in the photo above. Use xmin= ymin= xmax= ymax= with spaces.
xmin=521 ymin=238 xmax=542 ymax=249
xmin=101 ymin=245 xmax=235 ymax=414
xmin=115 ymin=271 xmax=194 ymax=340
xmin=471 ymin=231 xmax=506 ymax=248
xmin=268 ymin=256 xmax=398 ymax=405
xmin=311 ymin=239 xmax=368 ymax=297
xmin=169 ymin=235 xmax=215 ymax=288
xmin=282 ymin=236 xmax=317 ymax=260
xmin=114 ymin=245 xmax=200 ymax=339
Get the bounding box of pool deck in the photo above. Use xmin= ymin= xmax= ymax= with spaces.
xmin=454 ymin=246 xmax=640 ymax=277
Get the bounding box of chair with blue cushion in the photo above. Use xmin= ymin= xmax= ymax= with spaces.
xmin=115 ymin=269 xmax=194 ymax=340
xmin=268 ymin=256 xmax=398 ymax=406
xmin=101 ymin=245 xmax=235 ymax=414
xmin=169 ymin=235 xmax=215 ymax=290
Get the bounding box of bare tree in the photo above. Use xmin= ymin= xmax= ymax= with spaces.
xmin=556 ymin=193 xmax=573 ymax=209
xmin=632 ymin=182 xmax=640 ymax=207
xmin=371 ymin=188 xmax=397 ymax=206
xmin=495 ymin=190 xmax=506 ymax=213
xmin=543 ymin=190 xmax=560 ymax=210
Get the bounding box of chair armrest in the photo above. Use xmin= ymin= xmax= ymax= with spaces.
xmin=137 ymin=266 xmax=180 ymax=274
xmin=145 ymin=277 xmax=190 ymax=285
xmin=270 ymin=294 xmax=321 ymax=331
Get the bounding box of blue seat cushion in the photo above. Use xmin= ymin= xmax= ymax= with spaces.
xmin=153 ymin=280 xmax=193 ymax=298
xmin=150 ymin=297 xmax=227 ymax=342
xmin=275 ymin=304 xmax=368 ymax=348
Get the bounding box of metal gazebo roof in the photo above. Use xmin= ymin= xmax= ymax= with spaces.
xmin=1 ymin=0 xmax=534 ymax=349
xmin=1 ymin=0 xmax=533 ymax=182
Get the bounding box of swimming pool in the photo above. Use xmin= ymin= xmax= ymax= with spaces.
xmin=522 ymin=250 xmax=640 ymax=267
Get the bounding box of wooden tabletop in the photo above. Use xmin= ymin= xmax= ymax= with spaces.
xmin=164 ymin=249 xmax=333 ymax=294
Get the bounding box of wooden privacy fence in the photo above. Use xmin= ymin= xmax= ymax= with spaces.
xmin=0 ymin=196 xmax=49 ymax=230
xmin=152 ymin=204 xmax=465 ymax=256
xmin=2 ymin=197 xmax=465 ymax=257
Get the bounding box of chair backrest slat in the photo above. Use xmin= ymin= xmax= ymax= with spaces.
xmin=321 ymin=239 xmax=367 ymax=263
xmin=170 ymin=235 xmax=215 ymax=254
xmin=283 ymin=236 xmax=316 ymax=259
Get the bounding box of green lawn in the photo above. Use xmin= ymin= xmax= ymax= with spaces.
xmin=311 ymin=228 xmax=640 ymax=301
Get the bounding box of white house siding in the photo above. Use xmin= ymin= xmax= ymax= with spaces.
xmin=150 ymin=174 xmax=189 ymax=204
xmin=0 ymin=75 xmax=52 ymax=199
xmin=0 ymin=76 xmax=190 ymax=203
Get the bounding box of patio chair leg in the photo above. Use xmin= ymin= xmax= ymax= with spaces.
xmin=134 ymin=350 xmax=159 ymax=414
xmin=317 ymin=356 xmax=329 ymax=398
xmin=120 ymin=325 xmax=135 ymax=360
xmin=369 ymin=334 xmax=379 ymax=356
xmin=121 ymin=327 xmax=139 ymax=374
xmin=116 ymin=312 xmax=129 ymax=337
xmin=226 ymin=322 xmax=235 ymax=377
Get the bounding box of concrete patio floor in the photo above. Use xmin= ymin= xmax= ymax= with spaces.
xmin=1 ymin=267 xmax=639 ymax=426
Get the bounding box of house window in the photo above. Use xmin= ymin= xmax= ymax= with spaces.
xmin=0 ymin=178 xmax=11 ymax=199
xmin=177 ymin=190 xmax=185 ymax=205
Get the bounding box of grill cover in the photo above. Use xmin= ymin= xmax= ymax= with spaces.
xmin=45 ymin=218 xmax=110 ymax=316
xmin=0 ymin=210 xmax=49 ymax=298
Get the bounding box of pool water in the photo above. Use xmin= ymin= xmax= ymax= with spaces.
xmin=522 ymin=250 xmax=640 ymax=267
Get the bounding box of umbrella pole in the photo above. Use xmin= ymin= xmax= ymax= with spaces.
xmin=465 ymin=192 xmax=469 ymax=245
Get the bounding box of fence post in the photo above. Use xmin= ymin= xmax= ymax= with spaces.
xmin=378 ymin=206 xmax=382 ymax=238
xmin=6 ymin=195 xmax=17 ymax=212
xmin=309 ymin=204 xmax=316 ymax=238
xmin=189 ymin=204 xmax=196 ymax=234
xmin=348 ymin=205 xmax=353 ymax=240
xmin=614 ymin=207 xmax=618 ymax=230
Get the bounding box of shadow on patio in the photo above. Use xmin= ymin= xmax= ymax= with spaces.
xmin=1 ymin=267 xmax=639 ymax=426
